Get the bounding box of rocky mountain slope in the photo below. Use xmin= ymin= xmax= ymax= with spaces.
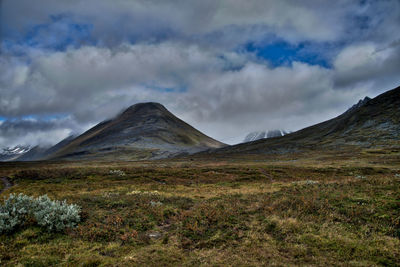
xmin=46 ymin=102 xmax=225 ymax=160
xmin=213 ymin=85 xmax=400 ymax=155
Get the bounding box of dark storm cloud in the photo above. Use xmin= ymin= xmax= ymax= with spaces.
xmin=2 ymin=1 xmax=399 ymax=49
xmin=0 ymin=0 xmax=379 ymax=45
xmin=0 ymin=117 xmax=86 ymax=147
xmin=0 ymin=0 xmax=3 ymax=49
xmin=0 ymin=0 xmax=399 ymax=145
xmin=0 ymin=119 xmax=68 ymax=136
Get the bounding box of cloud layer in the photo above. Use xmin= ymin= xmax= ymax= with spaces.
xmin=0 ymin=0 xmax=399 ymax=146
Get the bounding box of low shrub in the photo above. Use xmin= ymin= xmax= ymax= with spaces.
xmin=0 ymin=193 xmax=81 ymax=234
xmin=33 ymin=195 xmax=81 ymax=232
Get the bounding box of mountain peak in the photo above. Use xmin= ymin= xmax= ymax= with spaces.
xmin=346 ymin=96 xmax=371 ymax=114
xmin=121 ymin=102 xmax=168 ymax=116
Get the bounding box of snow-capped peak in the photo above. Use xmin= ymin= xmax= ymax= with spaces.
xmin=243 ymin=130 xmax=288 ymax=143
xmin=1 ymin=145 xmax=31 ymax=155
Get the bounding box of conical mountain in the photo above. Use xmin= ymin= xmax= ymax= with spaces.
xmin=48 ymin=102 xmax=225 ymax=160
xmin=214 ymin=85 xmax=400 ymax=155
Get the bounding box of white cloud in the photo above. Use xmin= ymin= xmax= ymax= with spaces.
xmin=333 ymin=42 xmax=400 ymax=92
xmin=334 ymin=43 xmax=378 ymax=72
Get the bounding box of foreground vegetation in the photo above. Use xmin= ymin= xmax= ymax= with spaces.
xmin=0 ymin=154 xmax=399 ymax=266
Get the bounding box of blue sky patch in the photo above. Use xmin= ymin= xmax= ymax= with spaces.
xmin=146 ymin=84 xmax=188 ymax=93
xmin=1 ymin=113 xmax=69 ymax=122
xmin=243 ymin=40 xmax=332 ymax=68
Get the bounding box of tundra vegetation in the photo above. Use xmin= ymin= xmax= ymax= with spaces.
xmin=0 ymin=151 xmax=399 ymax=266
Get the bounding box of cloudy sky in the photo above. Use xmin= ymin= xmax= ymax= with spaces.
xmin=0 ymin=0 xmax=399 ymax=147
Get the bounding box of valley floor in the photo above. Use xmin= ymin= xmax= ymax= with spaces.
xmin=0 ymin=150 xmax=399 ymax=266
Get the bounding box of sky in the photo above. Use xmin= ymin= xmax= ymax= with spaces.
xmin=0 ymin=0 xmax=399 ymax=147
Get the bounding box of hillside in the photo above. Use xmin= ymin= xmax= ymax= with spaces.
xmin=213 ymin=85 xmax=400 ymax=155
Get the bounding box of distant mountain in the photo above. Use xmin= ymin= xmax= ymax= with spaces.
xmin=13 ymin=135 xmax=76 ymax=162
xmin=46 ymin=102 xmax=226 ymax=160
xmin=0 ymin=145 xmax=31 ymax=161
xmin=15 ymin=146 xmax=50 ymax=161
xmin=213 ymin=85 xmax=400 ymax=155
xmin=243 ymin=130 xmax=288 ymax=143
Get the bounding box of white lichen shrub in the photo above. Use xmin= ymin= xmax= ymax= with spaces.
xmin=0 ymin=211 xmax=19 ymax=233
xmin=292 ymin=180 xmax=319 ymax=185
xmin=0 ymin=193 xmax=81 ymax=234
xmin=150 ymin=201 xmax=163 ymax=206
xmin=127 ymin=190 xmax=160 ymax=196
xmin=33 ymin=195 xmax=81 ymax=232
xmin=109 ymin=169 xmax=126 ymax=177
xmin=0 ymin=194 xmax=35 ymax=233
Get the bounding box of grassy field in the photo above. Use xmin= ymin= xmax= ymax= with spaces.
xmin=0 ymin=153 xmax=399 ymax=266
